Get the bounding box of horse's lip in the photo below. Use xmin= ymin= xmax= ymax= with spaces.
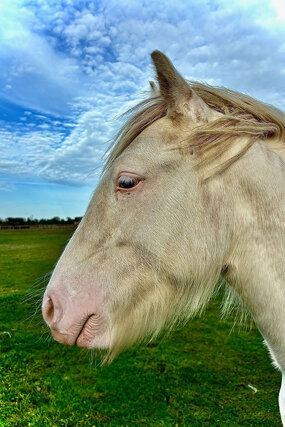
xmin=75 ymin=313 xmax=100 ymax=348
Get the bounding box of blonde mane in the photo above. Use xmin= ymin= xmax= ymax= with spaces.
xmin=104 ymin=82 xmax=285 ymax=176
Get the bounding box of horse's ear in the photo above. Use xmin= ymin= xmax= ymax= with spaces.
xmin=149 ymin=80 xmax=159 ymax=96
xmin=151 ymin=50 xmax=212 ymax=121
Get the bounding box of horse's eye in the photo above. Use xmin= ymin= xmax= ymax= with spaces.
xmin=116 ymin=174 xmax=141 ymax=191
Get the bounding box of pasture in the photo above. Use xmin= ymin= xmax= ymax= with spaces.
xmin=0 ymin=228 xmax=281 ymax=425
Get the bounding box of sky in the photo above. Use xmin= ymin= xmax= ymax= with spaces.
xmin=1 ymin=0 xmax=285 ymax=219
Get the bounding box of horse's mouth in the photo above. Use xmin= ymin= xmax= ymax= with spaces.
xmin=76 ymin=313 xmax=109 ymax=349
xmin=49 ymin=312 xmax=110 ymax=349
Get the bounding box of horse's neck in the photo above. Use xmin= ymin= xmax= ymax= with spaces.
xmin=224 ymin=142 xmax=285 ymax=369
xmin=226 ymin=231 xmax=285 ymax=368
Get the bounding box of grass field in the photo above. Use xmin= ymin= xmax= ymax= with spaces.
xmin=0 ymin=228 xmax=282 ymax=426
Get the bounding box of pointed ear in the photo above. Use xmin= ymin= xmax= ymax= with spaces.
xmin=151 ymin=50 xmax=212 ymax=122
xmin=149 ymin=80 xmax=159 ymax=96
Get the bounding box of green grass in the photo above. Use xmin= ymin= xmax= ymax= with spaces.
xmin=0 ymin=228 xmax=282 ymax=426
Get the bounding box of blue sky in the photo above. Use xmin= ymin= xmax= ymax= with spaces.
xmin=1 ymin=0 xmax=285 ymax=218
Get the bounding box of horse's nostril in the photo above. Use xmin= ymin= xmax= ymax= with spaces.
xmin=42 ymin=289 xmax=65 ymax=327
xmin=43 ymin=295 xmax=54 ymax=324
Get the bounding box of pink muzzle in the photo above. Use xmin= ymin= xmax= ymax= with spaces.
xmin=42 ymin=279 xmax=110 ymax=349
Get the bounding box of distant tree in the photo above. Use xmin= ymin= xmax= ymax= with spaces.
xmin=26 ymin=216 xmax=38 ymax=224
xmin=50 ymin=216 xmax=61 ymax=224
xmin=6 ymin=217 xmax=25 ymax=225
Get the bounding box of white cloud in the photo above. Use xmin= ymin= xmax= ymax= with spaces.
xmin=0 ymin=105 xmax=121 ymax=185
xmin=0 ymin=1 xmax=90 ymax=116
xmin=0 ymin=181 xmax=15 ymax=192
xmin=271 ymin=0 xmax=285 ymax=21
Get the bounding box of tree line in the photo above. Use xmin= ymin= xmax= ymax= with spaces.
xmin=0 ymin=217 xmax=82 ymax=226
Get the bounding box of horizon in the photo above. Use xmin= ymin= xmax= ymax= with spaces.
xmin=1 ymin=0 xmax=285 ymax=217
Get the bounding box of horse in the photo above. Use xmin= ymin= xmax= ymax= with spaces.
xmin=42 ymin=50 xmax=285 ymax=424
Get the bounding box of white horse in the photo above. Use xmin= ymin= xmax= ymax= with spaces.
xmin=42 ymin=50 xmax=285 ymax=424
